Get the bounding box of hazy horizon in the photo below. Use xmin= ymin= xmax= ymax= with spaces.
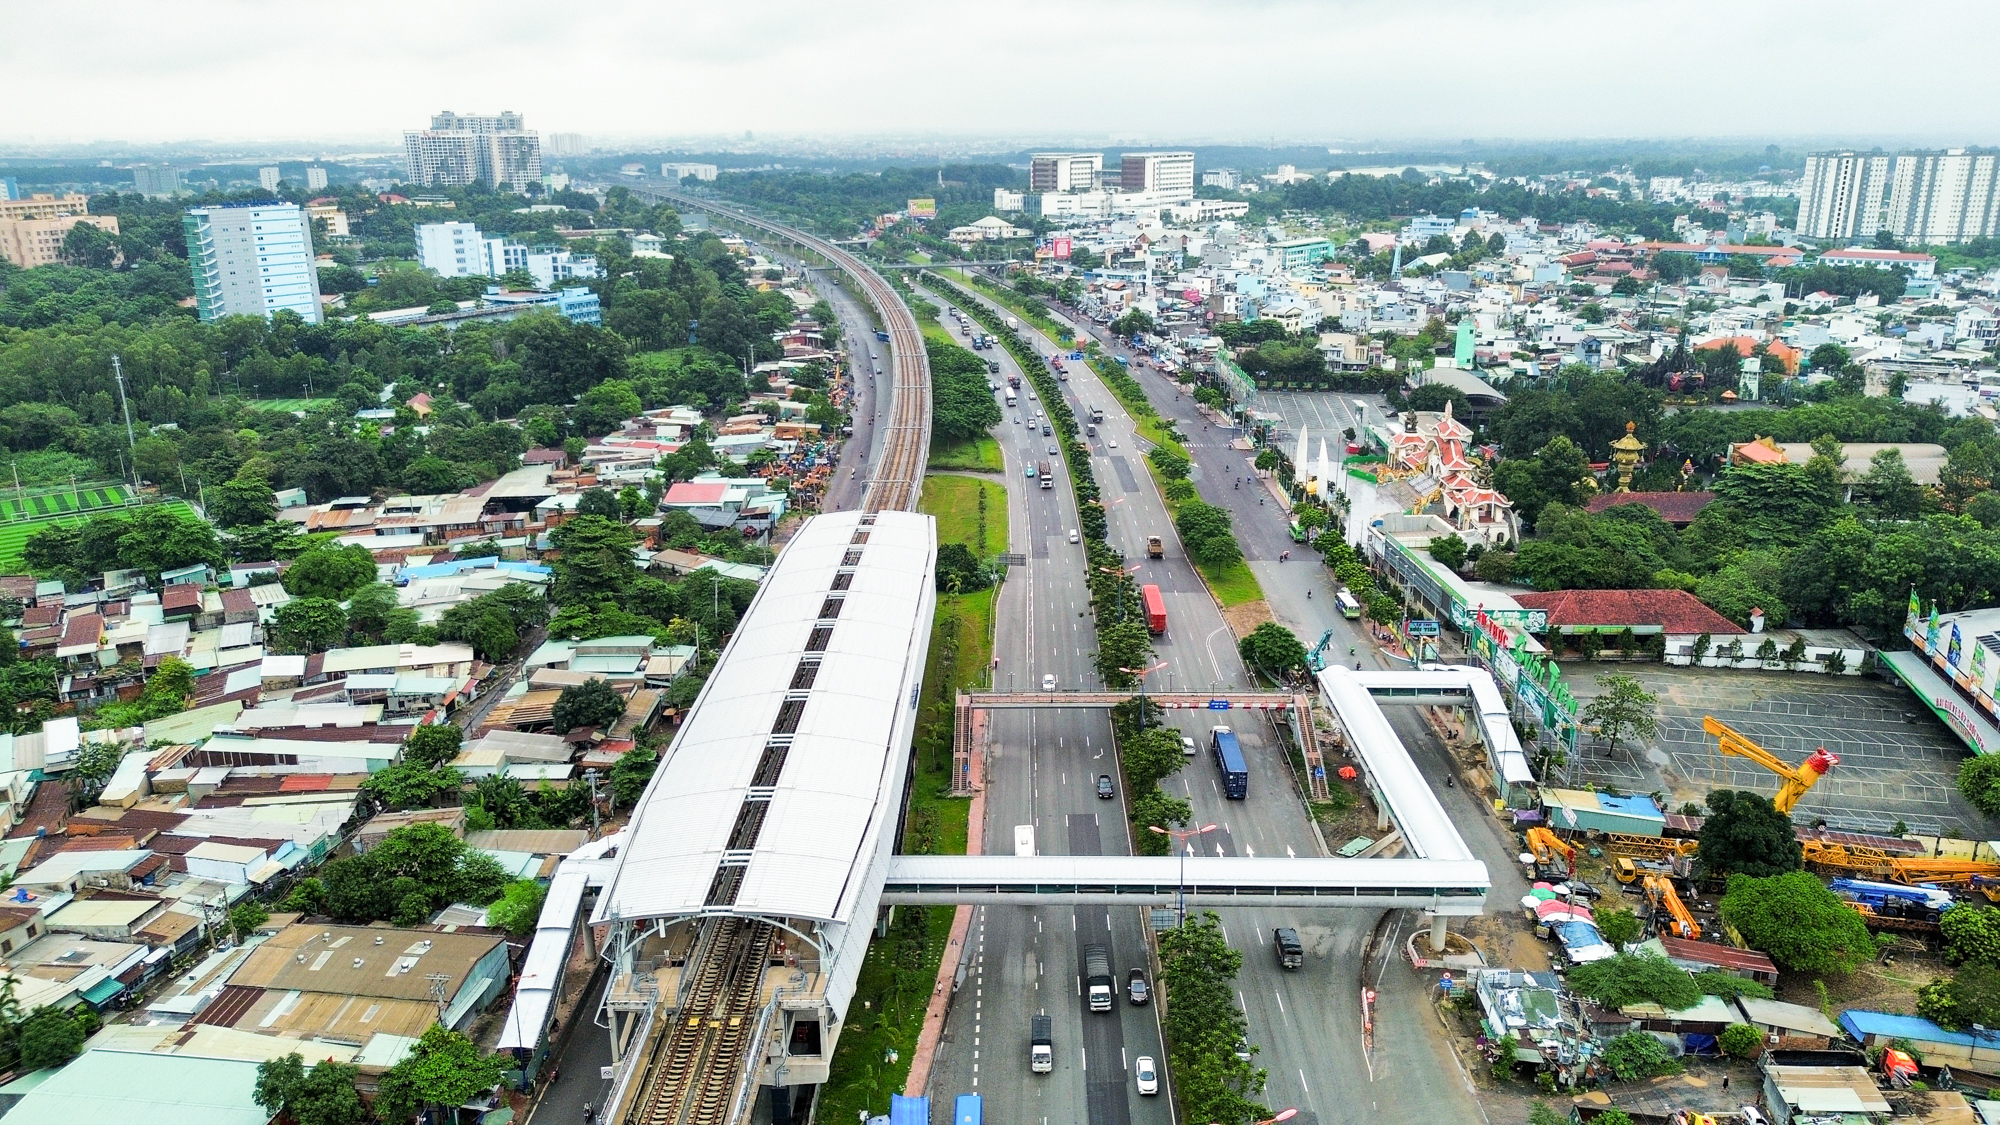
xmin=6 ymin=0 xmax=1997 ymax=148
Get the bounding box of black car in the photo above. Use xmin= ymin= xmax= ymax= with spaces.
xmin=1128 ymin=968 xmax=1150 ymax=1005
xmin=1096 ymin=774 xmax=1115 ymax=799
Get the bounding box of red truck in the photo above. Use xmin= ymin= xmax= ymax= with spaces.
xmin=1142 ymin=584 xmax=1166 ymax=635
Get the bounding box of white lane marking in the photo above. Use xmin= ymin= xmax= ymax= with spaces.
xmin=1299 ymin=1068 xmax=1310 ymax=1093
xmin=1275 ymin=989 xmax=1285 ymax=1015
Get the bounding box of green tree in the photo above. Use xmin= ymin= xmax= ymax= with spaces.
xmin=1698 ymin=790 xmax=1803 ymax=877
xmin=373 ymin=1025 xmax=510 ymax=1124
xmin=484 ymin=879 xmax=548 ymax=936
xmin=1427 ymin=535 xmax=1467 ymax=570
xmin=1720 ymin=871 xmax=1876 ymax=975
xmin=282 ymin=544 xmax=380 ymax=600
xmin=1595 ymin=905 xmax=1642 ymax=948
xmin=1920 ymin=963 xmax=2000 ymax=1031
xmin=343 ymin=581 xmax=419 ymax=645
xmin=1157 ymin=912 xmax=1269 ymax=1125
xmin=575 ymin=486 xmax=623 ymax=519
xmin=1858 ymin=448 xmax=1925 ymax=520
xmin=1717 ymin=1022 xmax=1764 ymax=1059
xmin=1121 ymin=728 xmax=1187 ymax=793
xmin=17 ymin=1007 xmax=83 ymax=1070
xmin=139 ymin=654 xmax=195 ymax=717
xmin=1238 ymin=622 xmax=1308 ymax=676
xmin=1940 ymin=904 xmax=2000 ymax=966
xmin=228 ymin=901 xmax=270 ymax=939
xmin=548 ymin=515 xmax=641 ymax=603
xmin=1094 ymin=619 xmax=1154 ymax=689
xmin=1582 ymin=673 xmax=1659 ymax=753
xmin=273 ymin=597 xmax=348 ymax=653
xmin=1566 ymin=953 xmax=1700 ymax=1010
xmin=1600 ymin=1030 xmax=1681 ymax=1080
xmin=209 ymin=474 xmax=278 ymax=529
xmin=1527 ymin=1104 xmax=1568 ymax=1125
xmin=359 ymin=761 xmax=465 ymax=811
xmin=404 ymin=723 xmax=463 ymax=769
xmin=552 ymin=678 xmax=626 ymax=733
xmin=608 ymin=744 xmax=659 ymax=807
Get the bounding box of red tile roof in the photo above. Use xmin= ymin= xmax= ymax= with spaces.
xmin=161 ymin=585 xmax=203 ymax=612
xmin=664 ymin=482 xmax=729 ymax=505
xmin=1583 ymin=492 xmax=1716 ymax=526
xmin=220 ymin=588 xmax=258 ymax=619
xmin=58 ymin=612 xmax=103 ymax=648
xmin=1514 ymin=589 xmax=1746 ymax=635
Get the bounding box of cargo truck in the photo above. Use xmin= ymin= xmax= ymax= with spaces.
xmin=1089 ymin=405 xmax=1105 ymax=424
xmin=1029 ymin=1015 xmax=1053 ymax=1072
xmin=1211 ymin=726 xmax=1248 ymax=799
xmin=1084 ymin=945 xmax=1113 ymax=1012
xmin=1146 ymin=535 xmax=1164 ymax=559
xmin=1039 ymin=461 xmax=1054 ymax=488
xmin=1273 ymin=927 xmax=1304 ymax=969
xmin=1141 ymin=583 xmax=1166 ymax=634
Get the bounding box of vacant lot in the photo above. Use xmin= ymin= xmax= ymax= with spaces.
xmin=1563 ymin=664 xmax=1997 ymax=837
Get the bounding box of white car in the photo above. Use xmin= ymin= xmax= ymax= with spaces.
xmin=1181 ymin=736 xmax=1197 ymax=756
xmin=1739 ymin=1110 xmax=1768 ymax=1125
xmin=1107 ymin=438 xmax=1118 ymax=448
xmin=1068 ymin=529 xmax=1080 ymax=543
xmin=1041 ymin=673 xmax=1056 ymax=692
xmin=1134 ymin=1056 xmax=1158 ymax=1096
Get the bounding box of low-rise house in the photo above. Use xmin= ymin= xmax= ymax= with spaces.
xmin=14 ymin=849 xmax=157 ymax=893
xmin=42 ymin=895 xmax=166 ymax=942
xmin=212 ymin=922 xmax=512 ymax=1039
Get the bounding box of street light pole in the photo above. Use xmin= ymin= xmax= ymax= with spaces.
xmin=1149 ymin=822 xmax=1218 ymax=925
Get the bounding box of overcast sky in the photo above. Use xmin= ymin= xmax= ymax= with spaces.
xmin=7 ymin=0 xmax=1997 ymax=148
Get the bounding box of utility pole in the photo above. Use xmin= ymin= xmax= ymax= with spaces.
xmin=585 ymin=767 xmax=601 ymax=839
xmin=112 ymin=354 xmax=139 ymax=490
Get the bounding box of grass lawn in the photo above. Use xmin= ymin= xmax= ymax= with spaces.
xmin=921 ymin=474 xmax=1008 ymax=556
xmin=1197 ymin=558 xmax=1265 ymax=607
xmin=927 ymin=437 xmax=1003 ymax=473
xmin=247 ymin=397 xmax=336 ymax=413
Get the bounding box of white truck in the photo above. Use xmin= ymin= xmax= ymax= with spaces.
xmin=1084 ymin=945 xmax=1114 ymax=1012
xmin=1030 ymin=1014 xmax=1053 ymax=1073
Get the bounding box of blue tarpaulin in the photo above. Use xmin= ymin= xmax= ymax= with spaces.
xmin=890 ymin=1094 xmax=930 ymax=1125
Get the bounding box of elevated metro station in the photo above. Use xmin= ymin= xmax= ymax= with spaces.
xmin=563 ymin=505 xmax=1506 ymax=1125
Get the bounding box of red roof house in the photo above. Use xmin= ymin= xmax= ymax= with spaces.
xmin=1514 ymin=589 xmax=1745 ymax=637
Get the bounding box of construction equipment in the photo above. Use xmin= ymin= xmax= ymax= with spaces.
xmin=1306 ymin=629 xmax=1338 ymax=673
xmin=1888 ymin=858 xmax=2000 ymax=886
xmin=1525 ymin=827 xmax=1575 ymax=875
xmin=1614 ymin=856 xmax=1679 ymax=884
xmin=1602 ymin=833 xmax=1698 ymax=861
xmin=1800 ymin=838 xmax=1904 ymax=879
xmin=1703 ymin=716 xmax=1839 ymax=815
xmin=1643 ymin=874 xmax=1701 ymax=940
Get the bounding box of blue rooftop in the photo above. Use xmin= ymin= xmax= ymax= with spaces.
xmin=1841 ymin=1009 xmax=2000 ymax=1048
xmin=1596 ymin=793 xmax=1665 ymax=819
xmin=397 ymin=557 xmax=551 ymax=583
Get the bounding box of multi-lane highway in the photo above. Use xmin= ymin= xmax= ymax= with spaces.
xmin=933 ymin=272 xmax=1495 ymax=1125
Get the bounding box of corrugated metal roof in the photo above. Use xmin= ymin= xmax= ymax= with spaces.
xmin=603 ymin=511 xmax=935 ymax=924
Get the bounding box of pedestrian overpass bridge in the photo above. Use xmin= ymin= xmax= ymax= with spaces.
xmin=880 ymin=854 xmax=1490 ymax=913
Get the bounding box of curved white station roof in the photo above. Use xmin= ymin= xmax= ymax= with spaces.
xmin=1315 ymin=666 xmax=1476 ymax=863
xmin=602 ymin=510 xmax=936 ymax=925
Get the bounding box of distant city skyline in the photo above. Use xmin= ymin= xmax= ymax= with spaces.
xmin=6 ymin=0 xmax=2000 ymax=146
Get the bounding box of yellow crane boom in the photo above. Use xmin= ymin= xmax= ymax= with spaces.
xmin=1703 ymin=716 xmax=1839 ymax=814
xmin=1644 ymin=874 xmax=1701 ymax=940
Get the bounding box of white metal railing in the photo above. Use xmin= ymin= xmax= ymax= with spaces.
xmin=603 ymin=999 xmax=658 ymax=1125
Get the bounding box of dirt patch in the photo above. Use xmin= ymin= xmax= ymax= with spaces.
xmin=1778 ymin=947 xmax=1947 ymax=1016
xmin=1219 ymin=599 xmax=1274 ymax=638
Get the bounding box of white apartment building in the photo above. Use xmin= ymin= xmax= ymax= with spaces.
xmin=526 ymin=249 xmax=603 ymax=290
xmin=403 ymin=110 xmax=543 ymax=192
xmin=661 ymin=163 xmax=719 ymax=181
xmin=305 ymin=167 xmax=328 ymax=191
xmin=1202 ymin=168 xmax=1240 ymax=189
xmin=1885 ymin=149 xmax=2000 ymax=245
xmin=182 ymin=203 xmax=321 ymax=324
xmin=258 ymin=167 xmax=281 ymax=192
xmin=993 ymin=188 xmax=1025 ymax=212
xmin=416 ymin=221 xmax=489 ymax=278
xmin=547 ymin=133 xmax=588 ymax=157
xmin=131 ymin=165 xmax=181 ymax=198
xmin=1030 ymin=153 xmax=1103 ymax=194
xmin=1797 ymin=152 xmax=1893 ymax=241
xmin=1121 ymin=152 xmax=1195 ymax=201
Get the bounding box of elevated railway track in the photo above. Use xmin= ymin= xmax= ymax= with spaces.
xmin=609 ymin=188 xmax=932 ymax=1125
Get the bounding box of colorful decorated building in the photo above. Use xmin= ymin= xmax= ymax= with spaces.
xmin=1375 ymin=402 xmax=1517 ymax=545
xmin=1882 ymin=593 xmax=2000 ymax=755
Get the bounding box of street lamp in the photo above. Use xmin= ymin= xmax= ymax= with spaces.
xmin=1149 ymin=822 xmax=1218 ymax=924
xmin=1119 ymin=659 xmax=1169 ymax=716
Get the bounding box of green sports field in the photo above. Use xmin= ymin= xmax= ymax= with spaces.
xmin=0 ymin=490 xmax=195 ymax=572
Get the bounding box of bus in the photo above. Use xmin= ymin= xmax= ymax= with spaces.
xmin=954 ymin=1094 xmax=983 ymax=1125
xmin=1211 ymin=726 xmax=1248 ymax=799
xmin=1014 ymin=825 xmax=1036 ymax=857
xmin=1334 ymin=587 xmax=1362 ymax=620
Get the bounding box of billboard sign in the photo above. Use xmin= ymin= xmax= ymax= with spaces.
xmin=907 ymin=197 xmax=937 ymax=218
xmin=1051 ymin=237 xmax=1072 ymax=259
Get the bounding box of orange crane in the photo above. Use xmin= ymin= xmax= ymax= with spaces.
xmin=1703 ymin=716 xmax=1839 ymax=815
xmin=1525 ymin=827 xmax=1575 ymax=874
xmin=1644 ymin=874 xmax=1701 ymax=940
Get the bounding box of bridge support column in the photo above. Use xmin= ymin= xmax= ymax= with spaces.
xmin=1431 ymin=911 xmax=1448 ymax=950
xmin=1377 ymin=800 xmax=1392 ymax=832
